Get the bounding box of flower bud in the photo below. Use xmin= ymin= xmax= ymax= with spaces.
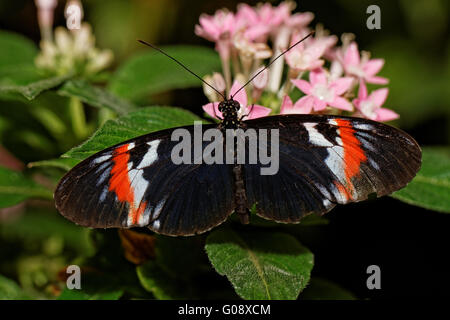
xmin=252 ymin=67 xmax=268 ymax=90
xmin=202 ymin=75 xmax=218 ymax=102
xmin=212 ymin=72 xmax=226 ymax=94
xmin=34 ymin=0 xmax=57 ymax=41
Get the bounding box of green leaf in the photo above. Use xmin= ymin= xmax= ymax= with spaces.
xmin=63 ymin=106 xmax=205 ymax=160
xmin=0 ymin=30 xmax=37 ymax=72
xmin=0 ymin=74 xmax=71 ymax=100
xmin=205 ymin=229 xmax=314 ymax=300
xmin=136 ymin=260 xmax=182 ymax=300
xmin=154 ymin=236 xmax=205 ymax=280
xmin=392 ymin=147 xmax=450 ymax=213
xmin=108 ymin=45 xmax=221 ymax=103
xmin=58 ymin=287 xmax=123 ymax=300
xmin=28 ymin=158 xmax=80 ymax=171
xmin=0 ymin=274 xmax=29 ymax=300
xmin=58 ymin=79 xmax=137 ymax=115
xmin=300 ymin=277 xmax=356 ymax=300
xmin=0 ymin=166 xmax=53 ymax=208
xmin=0 ymin=207 xmax=93 ymax=254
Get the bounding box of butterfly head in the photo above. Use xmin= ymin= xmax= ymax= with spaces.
xmin=218 ymin=98 xmax=240 ymax=128
xmin=218 ymin=99 xmax=240 ymax=114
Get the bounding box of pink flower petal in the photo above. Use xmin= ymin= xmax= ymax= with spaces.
xmin=375 ymin=108 xmax=399 ymax=122
xmin=244 ymin=25 xmax=270 ymax=41
xmin=363 ymin=59 xmax=384 ymax=76
xmin=202 ymin=102 xmax=222 ymax=119
xmin=292 ymin=95 xmax=314 ymax=114
xmin=223 ymin=13 xmax=235 ymax=32
xmin=309 ymin=68 xmax=327 ymax=85
xmin=369 ymin=88 xmax=389 ymax=108
xmin=357 ymin=79 xmax=368 ymax=100
xmin=280 ymin=95 xmax=293 ymax=114
xmin=366 ymin=76 xmax=389 ymax=85
xmin=313 ymin=98 xmax=328 ymax=111
xmin=344 ymin=42 xmax=360 ymax=67
xmin=230 ymin=80 xmax=247 ymax=107
xmin=330 ymin=77 xmax=354 ymax=95
xmin=291 ymin=79 xmax=312 ymax=95
xmin=246 ymin=105 xmax=272 ymax=119
xmin=199 ymin=16 xmax=219 ymax=40
xmin=287 ymin=12 xmax=314 ymax=28
xmin=308 ymin=59 xmax=325 ymax=71
xmin=329 ymin=96 xmax=353 ymax=111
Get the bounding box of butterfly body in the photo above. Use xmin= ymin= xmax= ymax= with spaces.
xmin=55 ymin=99 xmax=421 ymax=236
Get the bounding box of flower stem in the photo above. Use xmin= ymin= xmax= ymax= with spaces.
xmin=221 ymin=55 xmax=231 ymax=97
xmin=267 ymin=26 xmax=291 ymax=93
xmin=69 ymin=96 xmax=88 ymax=139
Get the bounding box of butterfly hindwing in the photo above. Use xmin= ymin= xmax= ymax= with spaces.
xmin=242 ymin=114 xmax=421 ymax=223
xmin=55 ymin=124 xmax=236 ymax=236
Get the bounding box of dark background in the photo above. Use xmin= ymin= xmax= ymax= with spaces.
xmin=0 ymin=0 xmax=449 ymax=299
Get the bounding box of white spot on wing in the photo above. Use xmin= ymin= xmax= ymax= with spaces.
xmin=328 ymin=119 xmax=338 ymax=126
xmin=369 ymin=158 xmax=380 ymax=170
xmin=93 ymin=154 xmax=112 ymax=164
xmin=304 ymin=123 xmax=333 ymax=147
xmin=127 ymin=142 xmax=135 ymax=150
xmin=356 ymin=131 xmax=374 ymax=141
xmin=335 ymin=131 xmax=343 ymax=146
xmin=314 ymin=183 xmax=331 ymax=199
xmin=152 ymin=219 xmax=160 ymax=230
xmin=324 ymin=146 xmax=345 ymax=179
xmin=356 ymin=134 xmax=376 ymax=152
xmin=99 ymin=187 xmax=108 ymax=202
xmin=96 ymin=169 xmax=110 ymax=186
xmin=138 ymin=206 xmax=152 ymax=226
xmin=353 ymin=123 xmax=374 ymax=131
xmin=95 ymin=162 xmax=109 ymax=173
xmin=137 ymin=140 xmax=161 ymax=169
xmin=129 ymin=168 xmax=149 ymax=213
xmin=152 ymin=198 xmax=167 ymax=220
xmin=329 ymin=182 xmax=347 ymax=203
xmin=322 ymin=198 xmax=334 ymax=209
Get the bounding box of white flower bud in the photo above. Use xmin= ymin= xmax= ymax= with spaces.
xmin=203 ymin=75 xmax=218 ymax=102
xmin=86 ymin=49 xmax=114 ymax=74
xmin=212 ymin=72 xmax=226 ymax=94
xmin=54 ymin=27 xmax=72 ymax=52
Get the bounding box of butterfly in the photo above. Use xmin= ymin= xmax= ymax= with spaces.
xmin=54 ymin=35 xmax=421 ymax=236
xmin=54 ymin=104 xmax=421 ymax=236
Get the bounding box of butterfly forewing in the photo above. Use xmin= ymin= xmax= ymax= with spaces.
xmin=55 ymin=124 xmax=236 ymax=236
xmin=242 ymin=114 xmax=421 ymax=223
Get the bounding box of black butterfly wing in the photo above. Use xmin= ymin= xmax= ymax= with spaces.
xmin=54 ymin=124 xmax=236 ymax=236
xmin=242 ymin=114 xmax=421 ymax=223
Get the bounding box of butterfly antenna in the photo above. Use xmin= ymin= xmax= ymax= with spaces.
xmin=137 ymin=40 xmax=226 ymax=100
xmin=231 ymin=31 xmax=315 ymax=99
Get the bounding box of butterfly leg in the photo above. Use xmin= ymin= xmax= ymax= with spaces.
xmin=239 ymin=104 xmax=255 ymax=121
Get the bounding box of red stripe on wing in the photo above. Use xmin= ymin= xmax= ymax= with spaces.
xmin=335 ymin=119 xmax=367 ymax=187
xmin=109 ymin=144 xmax=146 ymax=225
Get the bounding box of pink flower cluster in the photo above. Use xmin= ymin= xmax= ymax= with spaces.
xmin=196 ymin=1 xmax=398 ymax=122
